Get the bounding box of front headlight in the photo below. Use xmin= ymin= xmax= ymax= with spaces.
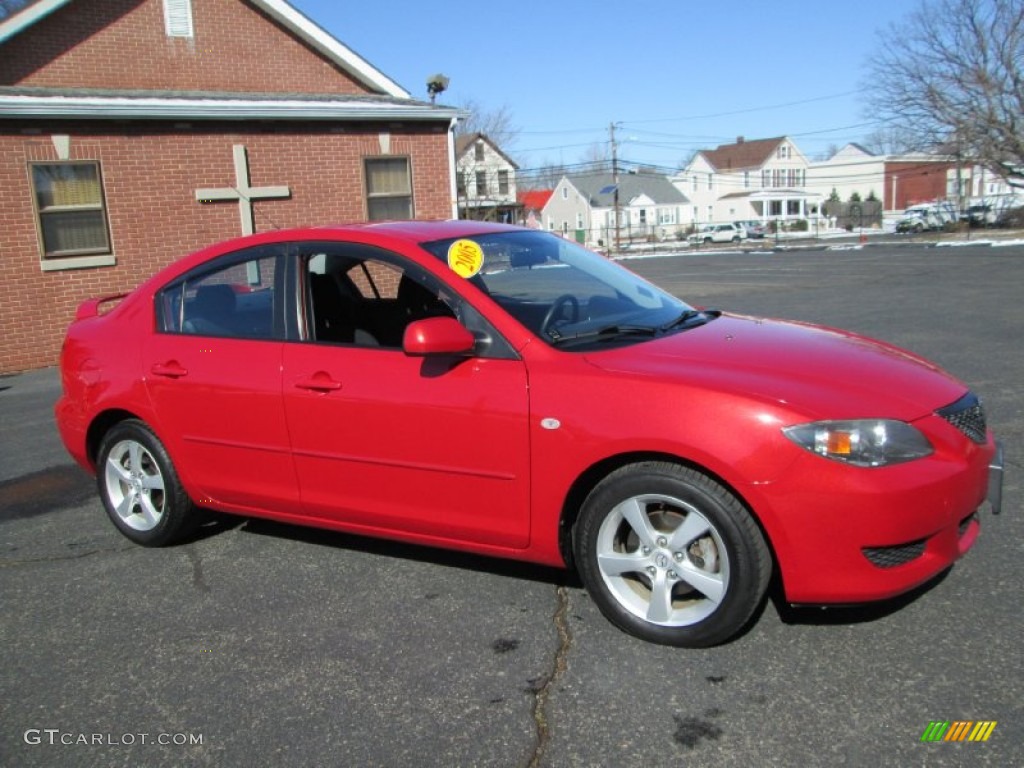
xmin=782 ymin=419 xmax=933 ymax=467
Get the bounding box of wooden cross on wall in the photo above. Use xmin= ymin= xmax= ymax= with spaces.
xmin=195 ymin=144 xmax=291 ymax=236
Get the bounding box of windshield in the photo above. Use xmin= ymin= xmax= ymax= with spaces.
xmin=421 ymin=230 xmax=697 ymax=349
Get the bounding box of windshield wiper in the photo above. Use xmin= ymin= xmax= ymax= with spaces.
xmin=658 ymin=308 xmax=720 ymax=332
xmin=549 ymin=324 xmax=658 ymax=346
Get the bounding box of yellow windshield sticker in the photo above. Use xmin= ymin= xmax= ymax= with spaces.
xmin=447 ymin=239 xmax=484 ymax=279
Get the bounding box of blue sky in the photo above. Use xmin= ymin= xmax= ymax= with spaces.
xmin=289 ymin=0 xmax=922 ymax=174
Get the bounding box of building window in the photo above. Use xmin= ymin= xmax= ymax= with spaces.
xmin=30 ymin=162 xmax=112 ymax=260
xmin=561 ymin=186 xmax=568 ymax=200
xmin=777 ymin=145 xmax=789 ymax=159
xmin=788 ymin=200 xmax=801 ymax=216
xmin=163 ymin=0 xmax=194 ymax=38
xmin=457 ymin=171 xmax=467 ymax=197
xmin=498 ymin=170 xmax=509 ymax=195
xmin=692 ymin=175 xmax=698 ymax=192
xmin=744 ymin=171 xmax=750 ymax=188
xmin=365 ymin=157 xmax=412 ymax=220
xmin=475 ymin=170 xmax=487 ymax=197
xmin=769 ymin=200 xmax=783 ymax=216
xmin=762 ymin=169 xmax=770 ymax=188
xmin=475 ymin=142 xmax=485 ymax=161
xmin=707 ymin=173 xmax=713 ymax=190
xmin=576 ymin=212 xmax=584 ymax=229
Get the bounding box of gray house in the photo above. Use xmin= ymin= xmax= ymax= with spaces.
xmin=543 ymin=170 xmax=689 ymax=247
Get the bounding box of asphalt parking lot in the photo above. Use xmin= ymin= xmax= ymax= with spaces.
xmin=1 ymin=242 xmax=1020 ymax=767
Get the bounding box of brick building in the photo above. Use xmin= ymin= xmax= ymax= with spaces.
xmin=0 ymin=0 xmax=461 ymax=373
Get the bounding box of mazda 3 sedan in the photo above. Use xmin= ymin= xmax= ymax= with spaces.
xmin=55 ymin=221 xmax=1003 ymax=646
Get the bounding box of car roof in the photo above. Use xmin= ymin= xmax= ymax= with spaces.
xmin=315 ymin=219 xmax=521 ymax=243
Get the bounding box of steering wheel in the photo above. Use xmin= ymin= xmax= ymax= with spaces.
xmin=541 ymin=294 xmax=580 ymax=337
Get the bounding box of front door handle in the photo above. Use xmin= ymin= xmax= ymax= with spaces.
xmin=294 ymin=373 xmax=342 ymax=392
xmin=151 ymin=361 xmax=188 ymax=378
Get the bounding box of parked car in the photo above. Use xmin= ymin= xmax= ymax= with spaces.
xmin=688 ymin=222 xmax=747 ymax=245
xmin=962 ymin=204 xmax=996 ymax=227
xmin=898 ymin=206 xmax=945 ymax=232
xmin=55 ymin=221 xmax=1002 ymax=647
xmin=737 ymin=220 xmax=767 ymax=239
xmin=895 ymin=214 xmax=928 ymax=234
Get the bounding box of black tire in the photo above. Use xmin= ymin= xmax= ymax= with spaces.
xmin=96 ymin=419 xmax=198 ymax=546
xmin=573 ymin=462 xmax=771 ymax=647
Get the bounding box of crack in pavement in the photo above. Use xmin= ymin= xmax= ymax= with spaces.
xmin=0 ymin=543 xmax=135 ymax=567
xmin=525 ymin=585 xmax=572 ymax=768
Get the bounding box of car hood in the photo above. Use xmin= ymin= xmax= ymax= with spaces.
xmin=582 ymin=313 xmax=966 ymax=421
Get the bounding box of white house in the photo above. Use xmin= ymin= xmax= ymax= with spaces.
xmin=673 ymin=136 xmax=822 ymax=227
xmin=542 ymin=170 xmax=689 ymax=247
xmin=807 ymin=143 xmax=886 ymax=204
xmin=947 ymin=164 xmax=1023 ymax=215
xmin=455 ymin=132 xmax=519 ymax=222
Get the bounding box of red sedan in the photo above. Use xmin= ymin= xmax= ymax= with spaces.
xmin=55 ymin=221 xmax=1003 ymax=646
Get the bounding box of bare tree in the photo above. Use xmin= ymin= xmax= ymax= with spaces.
xmin=578 ymin=142 xmax=612 ymax=171
xmin=860 ymin=125 xmax=922 ymax=156
xmin=454 ymin=98 xmax=519 ymax=149
xmin=519 ymin=162 xmax=567 ymax=192
xmin=865 ymin=0 xmax=1024 ymax=187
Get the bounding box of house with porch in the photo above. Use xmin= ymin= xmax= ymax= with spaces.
xmin=454 ymin=132 xmax=519 ymax=222
xmin=0 ymin=0 xmax=461 ymax=373
xmin=673 ymin=136 xmax=821 ymax=228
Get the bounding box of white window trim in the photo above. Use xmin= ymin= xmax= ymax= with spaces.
xmin=40 ymin=253 xmax=116 ymax=271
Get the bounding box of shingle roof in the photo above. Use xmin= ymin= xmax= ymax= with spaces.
xmin=567 ymin=171 xmax=689 ymax=206
xmin=700 ymin=137 xmax=785 ymax=171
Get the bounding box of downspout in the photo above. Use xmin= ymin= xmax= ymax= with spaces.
xmin=447 ymin=118 xmax=460 ymax=220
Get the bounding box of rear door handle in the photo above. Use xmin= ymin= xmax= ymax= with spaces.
xmin=151 ymin=362 xmax=188 ymax=378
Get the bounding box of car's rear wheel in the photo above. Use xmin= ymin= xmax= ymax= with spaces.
xmin=573 ymin=462 xmax=771 ymax=647
xmin=97 ymin=419 xmax=197 ymax=546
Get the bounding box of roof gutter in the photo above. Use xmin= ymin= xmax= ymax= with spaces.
xmin=0 ymin=94 xmax=464 ymax=122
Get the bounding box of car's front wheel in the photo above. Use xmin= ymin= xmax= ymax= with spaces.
xmin=573 ymin=462 xmax=771 ymax=647
xmin=97 ymin=419 xmax=198 ymax=546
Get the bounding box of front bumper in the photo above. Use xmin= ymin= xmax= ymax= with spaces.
xmin=754 ymin=427 xmax=998 ymax=605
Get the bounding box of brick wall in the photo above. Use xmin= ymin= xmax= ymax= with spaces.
xmin=884 ymin=162 xmax=954 ymax=210
xmin=0 ymin=121 xmax=454 ymax=373
xmin=0 ymin=0 xmax=368 ymax=94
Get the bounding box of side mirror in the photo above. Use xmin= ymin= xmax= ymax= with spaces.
xmin=403 ymin=317 xmax=476 ymax=357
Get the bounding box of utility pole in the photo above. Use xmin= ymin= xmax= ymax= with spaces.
xmin=610 ymin=122 xmax=621 ymax=253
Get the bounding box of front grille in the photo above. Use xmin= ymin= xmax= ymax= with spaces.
xmin=863 ymin=540 xmax=927 ymax=568
xmin=936 ymin=392 xmax=987 ymax=444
